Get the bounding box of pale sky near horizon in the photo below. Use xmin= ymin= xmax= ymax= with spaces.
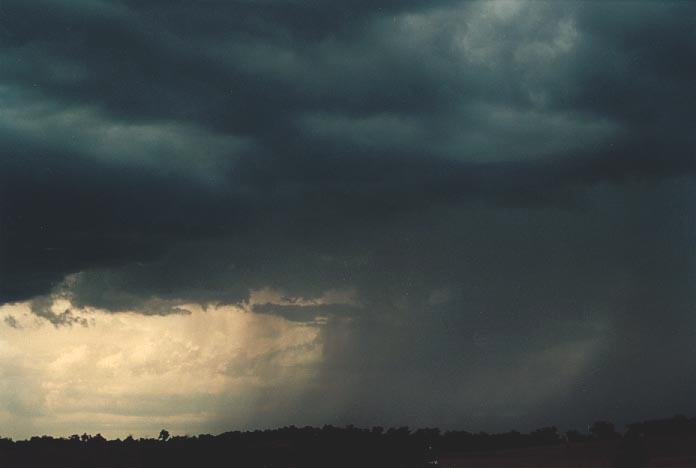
xmin=0 ymin=293 xmax=327 ymax=439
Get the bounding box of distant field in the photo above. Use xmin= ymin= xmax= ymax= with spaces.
xmin=439 ymin=435 xmax=696 ymax=468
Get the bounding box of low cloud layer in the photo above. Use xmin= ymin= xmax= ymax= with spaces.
xmin=1 ymin=0 xmax=695 ymax=435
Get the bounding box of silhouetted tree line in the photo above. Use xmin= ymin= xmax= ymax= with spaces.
xmin=1 ymin=415 xmax=695 ymax=467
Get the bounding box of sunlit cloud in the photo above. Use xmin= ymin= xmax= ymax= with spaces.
xmin=0 ymin=300 xmax=323 ymax=439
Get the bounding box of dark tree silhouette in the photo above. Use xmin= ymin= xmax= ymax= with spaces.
xmin=1 ymin=416 xmax=695 ymax=468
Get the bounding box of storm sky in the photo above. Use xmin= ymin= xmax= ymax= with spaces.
xmin=1 ymin=0 xmax=696 ymax=438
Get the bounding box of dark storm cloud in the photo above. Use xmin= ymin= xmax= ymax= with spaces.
xmin=2 ymin=0 xmax=696 ymax=430
xmin=252 ymin=303 xmax=360 ymax=322
xmin=28 ymin=294 xmax=90 ymax=327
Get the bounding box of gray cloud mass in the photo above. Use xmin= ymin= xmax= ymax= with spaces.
xmin=1 ymin=0 xmax=696 ymax=432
